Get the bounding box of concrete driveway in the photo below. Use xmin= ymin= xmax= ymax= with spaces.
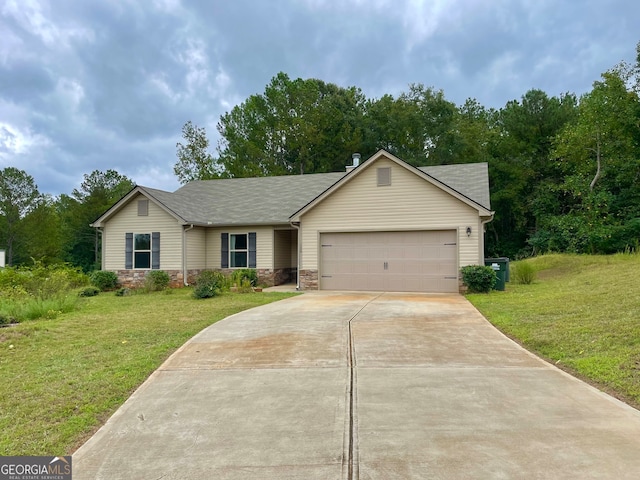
xmin=74 ymin=292 xmax=640 ymax=479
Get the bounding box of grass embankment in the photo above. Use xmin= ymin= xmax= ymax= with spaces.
xmin=468 ymin=253 xmax=640 ymax=409
xmin=0 ymin=288 xmax=296 ymax=455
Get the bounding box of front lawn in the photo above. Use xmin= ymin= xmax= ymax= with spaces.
xmin=0 ymin=288 xmax=296 ymax=455
xmin=468 ymin=253 xmax=640 ymax=409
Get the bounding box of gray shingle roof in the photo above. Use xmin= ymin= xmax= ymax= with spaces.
xmin=168 ymin=172 xmax=346 ymax=225
xmin=418 ymin=163 xmax=491 ymax=210
xmin=137 ymin=161 xmax=490 ymax=226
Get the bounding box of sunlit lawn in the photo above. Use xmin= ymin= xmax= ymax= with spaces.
xmin=0 ymin=288 xmax=296 ymax=455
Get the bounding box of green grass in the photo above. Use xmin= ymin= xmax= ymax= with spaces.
xmin=0 ymin=288 xmax=296 ymax=455
xmin=468 ymin=253 xmax=640 ymax=409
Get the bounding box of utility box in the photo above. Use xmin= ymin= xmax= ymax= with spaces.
xmin=485 ymin=257 xmax=509 ymax=291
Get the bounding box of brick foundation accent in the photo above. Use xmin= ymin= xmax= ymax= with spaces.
xmin=217 ymin=268 xmax=295 ymax=287
xmin=258 ymin=268 xmax=296 ymax=286
xmin=116 ymin=268 xmax=297 ymax=289
xmin=116 ymin=270 xmax=181 ymax=288
xmin=116 ymin=269 xmax=206 ymax=289
xmin=299 ymin=269 xmax=319 ymax=290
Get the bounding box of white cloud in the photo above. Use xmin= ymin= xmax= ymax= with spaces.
xmin=56 ymin=78 xmax=85 ymax=111
xmin=0 ymin=122 xmax=52 ymax=161
xmin=153 ymin=0 xmax=182 ymax=13
xmin=2 ymin=0 xmax=94 ymax=49
xmin=401 ymin=0 xmax=457 ymax=49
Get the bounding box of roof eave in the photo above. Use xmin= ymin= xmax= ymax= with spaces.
xmin=187 ymin=221 xmax=293 ymax=228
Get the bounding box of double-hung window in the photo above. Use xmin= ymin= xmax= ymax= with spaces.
xmin=221 ymin=232 xmax=256 ymax=269
xmin=134 ymin=233 xmax=151 ymax=269
xmin=230 ymin=234 xmax=248 ymax=268
xmin=125 ymin=232 xmax=160 ymax=270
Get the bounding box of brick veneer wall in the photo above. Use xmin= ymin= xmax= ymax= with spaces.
xmin=299 ymin=269 xmax=318 ymax=290
xmin=116 ymin=270 xmax=182 ymax=288
xmin=116 ymin=269 xmax=206 ymax=288
xmin=116 ymin=268 xmax=297 ymax=289
xmin=218 ymin=268 xmax=295 ymax=287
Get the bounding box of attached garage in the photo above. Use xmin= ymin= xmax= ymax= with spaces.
xmin=320 ymin=230 xmax=458 ymax=293
xmin=291 ymin=151 xmax=494 ymax=293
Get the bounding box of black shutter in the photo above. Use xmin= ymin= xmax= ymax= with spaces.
xmin=125 ymin=233 xmax=133 ymax=269
xmin=248 ymin=232 xmax=257 ymax=268
xmin=221 ymin=232 xmax=229 ymax=268
xmin=152 ymin=232 xmax=160 ymax=269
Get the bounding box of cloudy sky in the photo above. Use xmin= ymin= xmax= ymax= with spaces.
xmin=1 ymin=0 xmax=638 ymax=196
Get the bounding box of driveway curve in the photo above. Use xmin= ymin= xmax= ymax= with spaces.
xmin=74 ymin=292 xmax=640 ymax=479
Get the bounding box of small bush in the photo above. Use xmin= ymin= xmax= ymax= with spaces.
xmin=0 ymin=313 xmax=16 ymax=325
xmin=461 ymin=265 xmax=497 ymax=293
xmin=18 ymin=295 xmax=78 ymax=321
xmin=193 ymin=271 xmax=228 ymax=299
xmin=144 ymin=270 xmax=171 ymax=292
xmin=17 ymin=263 xmax=89 ymax=299
xmin=231 ymin=269 xmax=258 ymax=287
xmin=236 ymin=278 xmax=253 ymax=293
xmin=0 ymin=263 xmax=88 ymax=321
xmin=78 ymin=286 xmax=100 ymax=297
xmin=90 ymin=271 xmax=119 ymax=291
xmin=115 ymin=287 xmax=131 ymax=297
xmin=512 ymin=261 xmax=537 ymax=285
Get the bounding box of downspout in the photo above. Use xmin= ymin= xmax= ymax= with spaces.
xmin=480 ymin=214 xmax=495 ymax=263
xmin=183 ymin=224 xmax=195 ymax=286
xmin=289 ymin=220 xmax=301 ymax=290
xmin=95 ymin=227 xmax=104 ymax=270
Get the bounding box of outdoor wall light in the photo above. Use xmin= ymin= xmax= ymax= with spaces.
xmin=466 ymin=226 xmax=472 ymax=237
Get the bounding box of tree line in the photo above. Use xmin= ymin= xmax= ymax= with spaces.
xmin=0 ymin=168 xmax=134 ymax=269
xmin=2 ymin=42 xmax=638 ymax=269
xmin=177 ymin=43 xmax=640 ymax=258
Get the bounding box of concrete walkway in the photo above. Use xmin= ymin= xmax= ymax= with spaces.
xmin=73 ymin=292 xmax=640 ymax=479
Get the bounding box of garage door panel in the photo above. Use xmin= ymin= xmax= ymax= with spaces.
xmin=320 ymin=230 xmax=458 ymax=293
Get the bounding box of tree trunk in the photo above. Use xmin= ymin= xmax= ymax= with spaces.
xmin=590 ymin=131 xmax=602 ymax=191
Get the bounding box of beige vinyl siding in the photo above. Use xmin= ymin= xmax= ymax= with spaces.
xmin=186 ymin=227 xmax=206 ymax=270
xmin=205 ymin=226 xmax=276 ymax=269
xmin=291 ymin=230 xmax=298 ymax=267
xmin=274 ymin=229 xmax=295 ymax=269
xmin=300 ymin=157 xmax=481 ymax=270
xmin=103 ymin=193 xmax=183 ymax=270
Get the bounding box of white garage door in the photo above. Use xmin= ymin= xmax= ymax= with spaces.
xmin=320 ymin=230 xmax=458 ymax=293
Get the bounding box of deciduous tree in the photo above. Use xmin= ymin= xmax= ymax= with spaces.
xmin=174 ymin=121 xmax=221 ymax=184
xmin=217 ymin=72 xmax=366 ymax=177
xmin=0 ymin=167 xmax=41 ymax=265
xmin=59 ymin=170 xmax=135 ymax=271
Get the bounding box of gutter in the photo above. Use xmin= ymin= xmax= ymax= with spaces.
xmin=289 ymin=220 xmax=301 ymax=291
xmin=182 ymin=224 xmax=195 ymax=286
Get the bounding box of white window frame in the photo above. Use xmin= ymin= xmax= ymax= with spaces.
xmin=134 ymin=233 xmax=152 ymax=269
xmin=229 ymin=233 xmax=248 ymax=268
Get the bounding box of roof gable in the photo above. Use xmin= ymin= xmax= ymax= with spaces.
xmin=90 ymin=186 xmax=187 ymax=228
xmin=290 ymin=150 xmax=492 ymax=221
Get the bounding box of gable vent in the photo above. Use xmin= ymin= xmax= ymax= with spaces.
xmin=377 ymin=167 xmax=391 ymax=186
xmin=138 ymin=199 xmax=149 ymax=216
